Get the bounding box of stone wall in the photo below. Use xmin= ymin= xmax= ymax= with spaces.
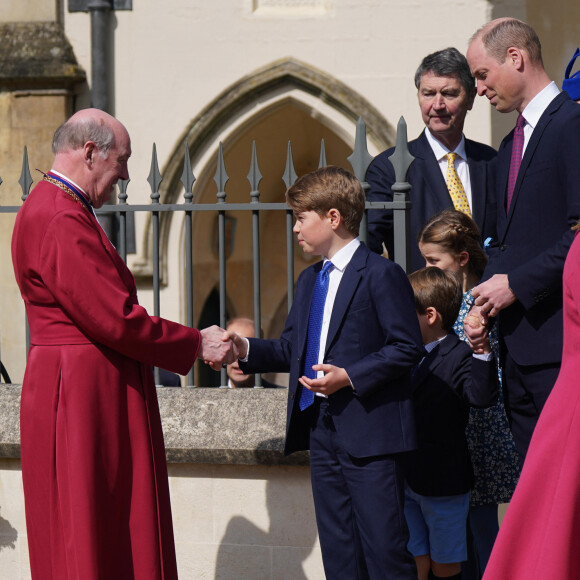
xmin=0 ymin=385 xmax=325 ymax=579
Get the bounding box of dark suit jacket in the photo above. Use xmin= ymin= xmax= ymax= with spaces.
xmin=484 ymin=92 xmax=580 ymax=366
xmin=366 ymin=131 xmax=497 ymax=272
xmin=399 ymin=334 xmax=498 ymax=497
xmin=240 ymin=243 xmax=424 ymax=457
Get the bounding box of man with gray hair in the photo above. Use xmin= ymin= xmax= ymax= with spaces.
xmin=366 ymin=48 xmax=512 ymax=580
xmin=366 ymin=47 xmax=497 ymax=272
xmin=11 ymin=108 xmax=236 ymax=580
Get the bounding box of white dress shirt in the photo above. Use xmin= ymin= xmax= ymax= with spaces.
xmin=316 ymin=237 xmax=361 ymax=373
xmin=520 ymin=81 xmax=560 ymax=153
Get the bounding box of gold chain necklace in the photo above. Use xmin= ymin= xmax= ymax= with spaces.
xmin=39 ymin=171 xmax=92 ymax=214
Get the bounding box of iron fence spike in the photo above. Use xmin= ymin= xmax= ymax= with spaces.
xmin=247 ymin=141 xmax=263 ymax=198
xmin=347 ymin=117 xmax=373 ymax=182
xmin=318 ymin=139 xmax=327 ymax=168
xmin=147 ymin=143 xmax=162 ymax=202
xmin=214 ymin=142 xmax=229 ymax=202
xmin=282 ymin=141 xmax=297 ymax=189
xmin=118 ymin=178 xmax=130 ymax=203
xmin=18 ymin=147 xmax=33 ymax=201
xmin=388 ymin=117 xmax=415 ymax=183
xmin=181 ymin=142 xmax=196 ymax=201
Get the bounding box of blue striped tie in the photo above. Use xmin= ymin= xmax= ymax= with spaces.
xmin=299 ymin=260 xmax=333 ymax=411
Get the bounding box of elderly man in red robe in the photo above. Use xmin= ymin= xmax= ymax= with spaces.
xmin=11 ymin=108 xmax=235 ymax=580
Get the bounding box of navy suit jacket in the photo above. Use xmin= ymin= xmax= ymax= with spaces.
xmin=399 ymin=334 xmax=498 ymax=497
xmin=484 ymin=92 xmax=580 ymax=366
xmin=241 ymin=243 xmax=424 ymax=457
xmin=366 ymin=131 xmax=497 ymax=272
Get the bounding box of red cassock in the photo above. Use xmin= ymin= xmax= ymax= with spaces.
xmin=11 ymin=179 xmax=200 ymax=580
xmin=483 ymin=232 xmax=580 ymax=580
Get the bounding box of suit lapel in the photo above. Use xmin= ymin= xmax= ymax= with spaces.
xmin=324 ymin=245 xmax=366 ymax=356
xmin=501 ymin=92 xmax=566 ymax=238
xmin=415 ymin=133 xmax=451 ymax=207
xmin=412 ymin=347 xmax=437 ymax=387
xmin=505 ymin=112 xmax=549 ymax=222
xmin=412 ymin=334 xmax=458 ymax=387
xmin=465 ymin=141 xmax=486 ymax=223
xmin=496 ymin=147 xmax=510 ymax=239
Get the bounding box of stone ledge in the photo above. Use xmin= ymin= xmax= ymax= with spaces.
xmin=0 ymin=384 xmax=21 ymax=459
xmin=0 ymin=384 xmax=309 ymax=466
xmin=0 ymin=22 xmax=86 ymax=91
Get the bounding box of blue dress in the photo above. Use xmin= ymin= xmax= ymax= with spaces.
xmin=453 ymin=291 xmax=520 ymax=505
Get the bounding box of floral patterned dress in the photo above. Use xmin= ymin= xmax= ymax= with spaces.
xmin=453 ymin=290 xmax=520 ymax=505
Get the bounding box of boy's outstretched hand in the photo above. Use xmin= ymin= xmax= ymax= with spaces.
xmin=198 ymin=325 xmax=239 ymax=370
xmin=299 ymin=364 xmax=351 ymax=396
xmin=220 ymin=329 xmax=249 ymax=357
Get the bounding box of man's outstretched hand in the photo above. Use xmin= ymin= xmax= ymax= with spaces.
xmin=198 ymin=325 xmax=238 ymax=370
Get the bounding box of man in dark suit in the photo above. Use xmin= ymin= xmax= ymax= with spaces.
xmin=366 ymin=47 xmax=497 ymax=272
xmin=227 ymin=166 xmax=424 ymax=579
xmin=465 ymin=18 xmax=580 ymax=461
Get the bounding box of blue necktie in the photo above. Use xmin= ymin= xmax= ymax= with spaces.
xmin=299 ymin=260 xmax=333 ymax=411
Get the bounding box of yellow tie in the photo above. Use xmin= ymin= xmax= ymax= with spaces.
xmin=445 ymin=153 xmax=472 ymax=217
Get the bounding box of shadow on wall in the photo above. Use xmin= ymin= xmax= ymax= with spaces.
xmin=215 ymin=444 xmax=318 ymax=579
xmin=0 ymin=508 xmax=18 ymax=551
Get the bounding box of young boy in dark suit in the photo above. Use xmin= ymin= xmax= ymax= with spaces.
xmin=403 ymin=267 xmax=498 ymax=580
xmin=226 ymin=166 xmax=424 ymax=579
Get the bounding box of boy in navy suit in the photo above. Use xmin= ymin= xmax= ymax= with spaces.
xmin=402 ymin=267 xmax=498 ymax=580
xmin=226 ymin=166 xmax=424 ymax=579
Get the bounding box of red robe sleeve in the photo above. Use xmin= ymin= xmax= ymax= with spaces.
xmin=38 ymin=207 xmax=200 ymax=375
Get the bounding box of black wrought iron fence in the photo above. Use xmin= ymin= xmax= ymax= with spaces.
xmin=0 ymin=117 xmax=413 ymax=387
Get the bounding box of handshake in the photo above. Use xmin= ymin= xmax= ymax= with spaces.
xmin=196 ymin=325 xmax=249 ymax=370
